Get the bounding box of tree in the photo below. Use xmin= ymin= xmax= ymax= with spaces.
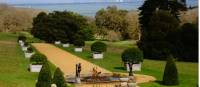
xmin=52 ymin=68 xmax=67 ymax=87
xmin=121 ymin=48 xmax=143 ymax=76
xmin=163 ymin=56 xmax=179 ymax=85
xmin=36 ymin=62 xmax=52 ymax=87
xmin=0 ymin=4 xmax=36 ymax=32
xmin=31 ymin=11 xmax=93 ymax=43
xmin=138 ymin=10 xmax=179 ymax=59
xmin=95 ymin=6 xmax=129 ymax=40
xmin=168 ymin=23 xmax=198 ymax=62
xmin=138 ymin=0 xmax=186 ymax=59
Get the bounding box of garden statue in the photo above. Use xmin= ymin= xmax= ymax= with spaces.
xmin=76 ymin=63 xmax=81 ymax=83
xmin=92 ymin=67 xmax=101 ymax=81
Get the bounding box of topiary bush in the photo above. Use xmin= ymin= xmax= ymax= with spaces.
xmin=27 ymin=47 xmax=34 ymax=53
xmin=121 ymin=48 xmax=143 ymax=76
xmin=52 ymin=68 xmax=67 ymax=87
xmin=36 ymin=62 xmax=52 ymax=87
xmin=18 ymin=35 xmax=26 ymax=42
xmin=73 ymin=38 xmax=85 ymax=47
xmin=163 ymin=56 xmax=179 ymax=85
xmin=121 ymin=48 xmax=143 ymax=64
xmin=91 ymin=41 xmax=107 ymax=53
xmin=24 ymin=42 xmax=29 ymax=47
xmin=30 ymin=53 xmax=47 ymax=65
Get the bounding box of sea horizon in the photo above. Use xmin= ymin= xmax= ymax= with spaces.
xmin=10 ymin=0 xmax=198 ymax=17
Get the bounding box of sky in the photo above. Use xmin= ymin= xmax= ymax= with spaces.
xmin=0 ymin=0 xmax=133 ymax=4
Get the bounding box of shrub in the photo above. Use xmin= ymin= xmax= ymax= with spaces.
xmin=24 ymin=42 xmax=29 ymax=47
xmin=52 ymin=68 xmax=67 ymax=87
xmin=121 ymin=48 xmax=143 ymax=76
xmin=91 ymin=41 xmax=107 ymax=53
xmin=27 ymin=47 xmax=34 ymax=53
xmin=163 ymin=56 xmax=179 ymax=85
xmin=73 ymin=38 xmax=85 ymax=47
xmin=18 ymin=35 xmax=26 ymax=42
xmin=30 ymin=53 xmax=47 ymax=65
xmin=121 ymin=48 xmax=143 ymax=63
xmin=36 ymin=62 xmax=52 ymax=87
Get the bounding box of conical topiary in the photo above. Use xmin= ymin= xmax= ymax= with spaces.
xmin=36 ymin=62 xmax=52 ymax=87
xmin=163 ymin=56 xmax=179 ymax=85
xmin=52 ymin=68 xmax=67 ymax=87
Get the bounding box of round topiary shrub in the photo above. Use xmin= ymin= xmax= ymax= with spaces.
xmin=121 ymin=48 xmax=143 ymax=64
xmin=18 ymin=35 xmax=26 ymax=42
xmin=27 ymin=47 xmax=34 ymax=53
xmin=121 ymin=48 xmax=143 ymax=76
xmin=30 ymin=53 xmax=47 ymax=65
xmin=91 ymin=41 xmax=107 ymax=53
xmin=24 ymin=42 xmax=29 ymax=47
xmin=163 ymin=56 xmax=179 ymax=85
xmin=73 ymin=39 xmax=85 ymax=47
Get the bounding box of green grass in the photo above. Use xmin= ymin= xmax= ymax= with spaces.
xmin=0 ymin=33 xmax=38 ymax=87
xmin=0 ymin=33 xmax=56 ymax=87
xmin=57 ymin=41 xmax=198 ymax=87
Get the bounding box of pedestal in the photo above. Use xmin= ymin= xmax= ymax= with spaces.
xmin=76 ymin=78 xmax=81 ymax=84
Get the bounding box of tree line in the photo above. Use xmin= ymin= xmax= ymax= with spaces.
xmin=0 ymin=4 xmax=41 ymax=32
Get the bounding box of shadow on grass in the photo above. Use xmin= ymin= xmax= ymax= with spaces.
xmin=155 ymin=80 xmax=163 ymax=85
xmin=114 ymin=67 xmax=126 ymax=70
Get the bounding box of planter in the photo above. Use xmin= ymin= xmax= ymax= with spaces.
xmin=126 ymin=63 xmax=141 ymax=71
xmin=18 ymin=40 xmax=23 ymax=44
xmin=93 ymin=52 xmax=103 ymax=59
xmin=54 ymin=41 xmax=61 ymax=45
xmin=19 ymin=42 xmax=24 ymax=47
xmin=74 ymin=47 xmax=83 ymax=52
xmin=30 ymin=64 xmax=42 ymax=72
xmin=62 ymin=43 xmax=69 ymax=47
xmin=22 ymin=46 xmax=28 ymax=51
xmin=120 ymin=78 xmax=129 ymax=82
xmin=25 ymin=52 xmax=34 ymax=58
xmin=128 ymin=83 xmax=137 ymax=87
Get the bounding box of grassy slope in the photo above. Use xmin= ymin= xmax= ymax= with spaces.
xmin=0 ymin=33 xmax=57 ymax=87
xmin=0 ymin=33 xmax=37 ymax=87
xmin=57 ymin=41 xmax=198 ymax=87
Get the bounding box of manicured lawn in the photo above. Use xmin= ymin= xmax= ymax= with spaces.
xmin=0 ymin=33 xmax=56 ymax=87
xmin=0 ymin=33 xmax=38 ymax=87
xmin=57 ymin=41 xmax=198 ymax=87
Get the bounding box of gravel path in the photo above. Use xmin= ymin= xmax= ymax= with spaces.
xmin=32 ymin=43 xmax=111 ymax=76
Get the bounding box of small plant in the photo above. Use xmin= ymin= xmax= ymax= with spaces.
xmin=27 ymin=47 xmax=34 ymax=53
xmin=18 ymin=35 xmax=26 ymax=42
xmin=36 ymin=62 xmax=52 ymax=87
xmin=73 ymin=38 xmax=85 ymax=47
xmin=30 ymin=53 xmax=47 ymax=65
xmin=91 ymin=41 xmax=107 ymax=53
xmin=163 ymin=56 xmax=179 ymax=85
